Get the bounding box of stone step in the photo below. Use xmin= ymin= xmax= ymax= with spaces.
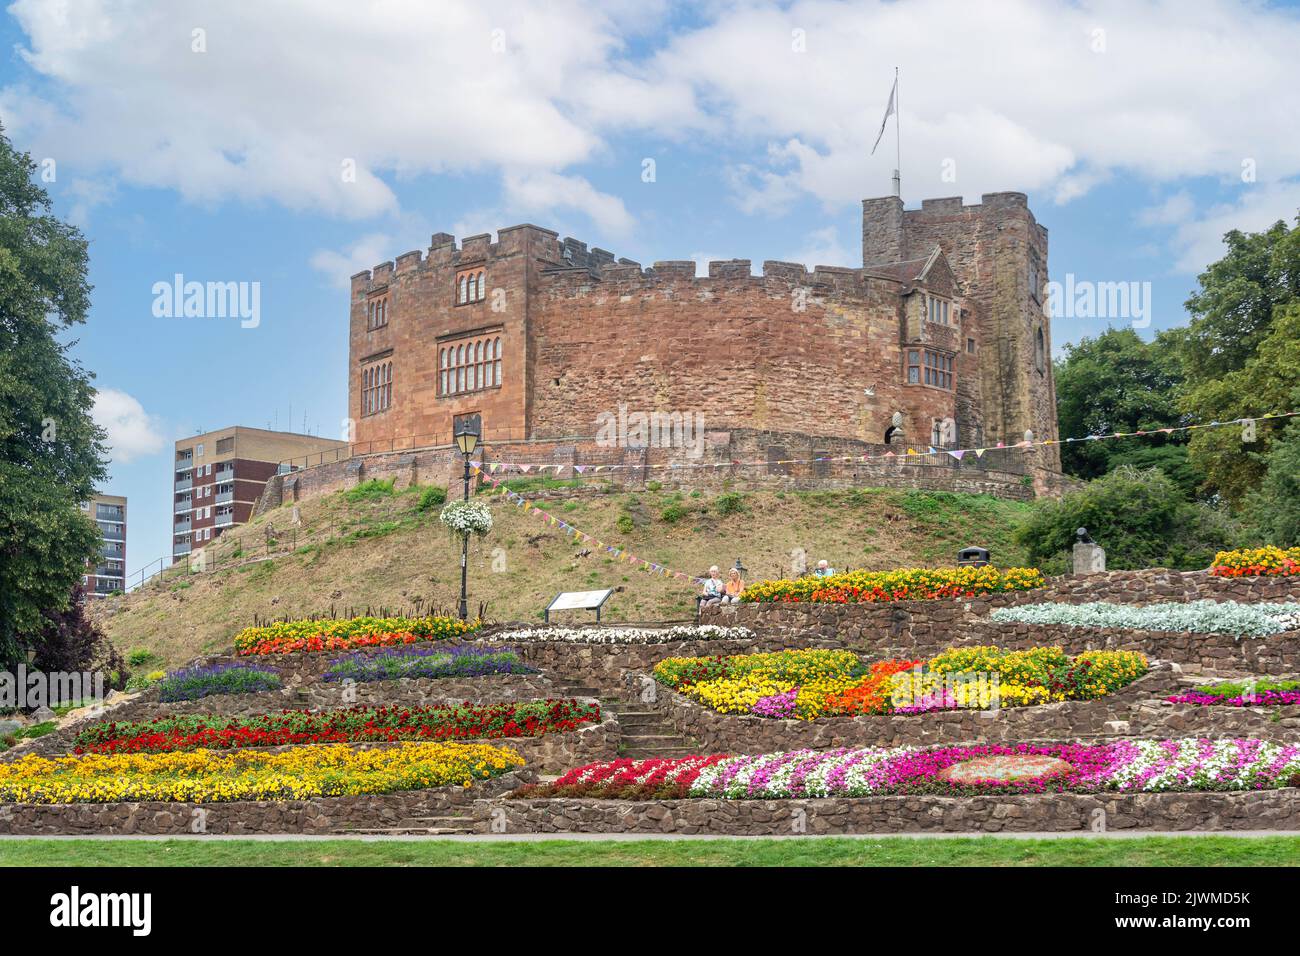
xmin=620 ymin=746 xmax=698 ymax=759
xmin=557 ymin=687 xmax=601 ymax=698
xmin=621 ymin=733 xmax=685 ymax=744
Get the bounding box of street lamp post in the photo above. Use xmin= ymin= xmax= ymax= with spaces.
xmin=454 ymin=420 xmax=481 ymax=622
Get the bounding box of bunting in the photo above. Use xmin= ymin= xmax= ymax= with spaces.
xmin=461 ymin=411 xmax=1298 ymax=477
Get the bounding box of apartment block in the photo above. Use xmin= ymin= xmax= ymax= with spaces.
xmin=173 ymin=427 xmax=348 ymax=561
xmin=82 ymin=493 xmax=127 ymax=596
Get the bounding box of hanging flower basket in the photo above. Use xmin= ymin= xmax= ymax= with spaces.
xmin=439 ymin=499 xmax=493 ymax=539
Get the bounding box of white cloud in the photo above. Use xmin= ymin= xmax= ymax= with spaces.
xmin=785 ymin=226 xmax=852 ymax=269
xmin=1159 ymin=181 xmax=1300 ymax=273
xmin=309 ymin=233 xmax=397 ymax=289
xmin=4 ymin=0 xmax=1300 ymax=262
xmin=92 ymin=388 xmax=166 ymax=463
xmin=501 ymin=171 xmax=633 ymax=236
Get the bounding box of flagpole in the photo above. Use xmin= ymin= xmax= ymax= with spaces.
xmin=894 ymin=67 xmax=901 ymax=197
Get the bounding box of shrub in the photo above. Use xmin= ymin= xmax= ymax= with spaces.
xmin=741 ymin=566 xmax=1044 ymax=604
xmin=660 ymin=503 xmax=686 ymax=523
xmin=73 ymin=699 xmax=600 ymax=754
xmin=29 ymin=585 xmax=125 ymax=684
xmin=615 ymin=513 xmax=635 ymax=535
xmin=1014 ymin=465 xmax=1239 ymax=572
xmin=418 ymin=485 xmax=448 ymax=512
xmin=0 ymin=742 xmax=524 ymax=804
xmin=646 ymin=480 xmax=662 ymax=492
xmin=715 ymin=492 xmax=748 ymax=516
xmin=127 ymin=648 xmax=160 ymax=667
xmin=154 ymin=663 xmax=282 ymax=702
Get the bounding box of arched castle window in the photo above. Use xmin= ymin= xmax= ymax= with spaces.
xmin=361 ymin=360 xmax=392 ymax=416
xmin=455 ymin=268 xmax=487 ymax=305
xmin=439 ymin=330 xmax=504 ymax=397
xmin=1035 ymin=326 xmax=1046 ymax=373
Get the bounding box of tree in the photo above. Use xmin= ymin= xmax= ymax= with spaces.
xmin=32 ymin=584 xmax=125 ymax=686
xmin=1173 ymin=214 xmax=1300 ymax=504
xmin=1014 ymin=466 xmax=1239 ymax=573
xmin=1053 ymin=327 xmax=1197 ymax=495
xmin=1243 ymin=418 xmax=1300 ymax=547
xmin=1181 ymin=302 xmax=1300 ymax=504
xmin=0 ymin=125 xmax=107 ymax=667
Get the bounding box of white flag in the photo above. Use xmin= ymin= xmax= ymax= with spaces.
xmin=871 ymin=78 xmax=896 ymax=155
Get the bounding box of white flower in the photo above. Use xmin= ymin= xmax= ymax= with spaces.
xmin=439 ymin=499 xmax=493 ymax=538
xmin=991 ymin=600 xmax=1300 ymax=639
xmin=483 ymin=624 xmax=754 ymax=645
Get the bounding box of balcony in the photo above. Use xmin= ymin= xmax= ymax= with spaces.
xmin=100 ymin=543 xmax=123 ymax=559
xmin=174 ymin=519 xmax=191 ymax=534
xmin=173 ymin=541 xmax=191 ymax=556
xmin=96 ymin=506 xmax=125 ymax=522
xmin=174 ymin=499 xmax=192 ymax=514
xmin=174 ymin=477 xmax=193 ymax=491
xmin=95 ymin=566 xmax=124 ymax=580
xmin=215 ymin=490 xmax=234 ymax=504
xmin=215 ymin=467 xmax=235 ymax=483
xmin=97 ymin=524 xmax=124 ymax=541
xmin=215 ymin=511 xmax=235 ymax=528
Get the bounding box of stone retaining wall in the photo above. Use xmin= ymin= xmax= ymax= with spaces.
xmin=489 ymin=788 xmax=1300 ymax=834
xmin=703 ymin=570 xmax=1300 ymax=633
xmin=704 ymin=604 xmax=1300 ymax=675
xmin=474 ymin=635 xmax=838 ymax=695
xmin=635 ymin=670 xmax=1300 ymax=750
xmin=0 ymin=770 xmax=533 ymax=836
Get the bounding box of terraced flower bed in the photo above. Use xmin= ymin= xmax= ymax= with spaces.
xmin=652 ymin=646 xmax=1148 ymax=719
xmin=991 ymin=600 xmax=1300 ymax=638
xmin=323 ymin=645 xmax=535 ymax=682
xmin=0 ymin=741 xmax=524 ymax=803
xmin=486 ymin=624 xmax=754 ymax=644
xmin=1211 ymin=547 xmax=1300 ymax=578
xmin=741 ymin=566 xmax=1044 ymax=604
xmin=514 ymin=738 xmax=1300 ymax=800
xmin=70 ymin=700 xmax=601 ymax=754
xmin=156 ymin=663 xmax=283 ymax=702
xmin=1167 ymin=679 xmax=1300 ymax=707
xmin=234 ymin=614 xmax=481 ymax=656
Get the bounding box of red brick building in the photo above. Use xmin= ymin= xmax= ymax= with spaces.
xmin=347 ymin=192 xmax=1059 ymax=472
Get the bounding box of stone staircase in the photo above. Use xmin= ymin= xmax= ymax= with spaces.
xmin=552 ymin=679 xmax=700 ymax=760
xmin=341 ymin=809 xmax=481 ymax=836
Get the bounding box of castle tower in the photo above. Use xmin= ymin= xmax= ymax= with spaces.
xmin=862 ymin=192 xmax=1059 ymax=468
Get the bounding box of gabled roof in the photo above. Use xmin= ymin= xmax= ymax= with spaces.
xmin=863 ymin=245 xmax=959 ymax=297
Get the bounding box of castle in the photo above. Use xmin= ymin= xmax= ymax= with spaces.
xmin=346 ymin=191 xmax=1061 ymax=490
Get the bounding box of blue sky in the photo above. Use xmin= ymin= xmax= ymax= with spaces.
xmin=1 ymin=0 xmax=1298 ymax=579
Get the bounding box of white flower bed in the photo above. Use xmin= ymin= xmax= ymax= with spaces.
xmin=486 ymin=624 xmax=755 ymax=645
xmin=991 ymin=600 xmax=1300 ymax=639
xmin=439 ymin=499 xmax=493 ymax=538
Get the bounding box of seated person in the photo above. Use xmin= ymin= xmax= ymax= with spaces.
xmin=813 ymin=559 xmax=836 ymax=577
xmin=700 ymin=566 xmax=725 ymax=606
xmin=721 ymin=567 xmax=746 ymax=604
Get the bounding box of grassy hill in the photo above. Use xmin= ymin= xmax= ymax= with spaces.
xmin=92 ymin=480 xmax=1035 ymax=669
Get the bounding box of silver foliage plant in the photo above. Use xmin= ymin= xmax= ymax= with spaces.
xmin=991 ymin=600 xmax=1300 ymax=639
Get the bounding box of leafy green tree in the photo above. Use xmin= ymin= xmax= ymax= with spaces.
xmin=1171 ymin=214 xmax=1300 ymax=504
xmin=0 ymin=125 xmax=107 ymax=667
xmin=1014 ymin=466 xmax=1239 ymax=573
xmin=1243 ymin=418 xmax=1300 ymax=547
xmin=1053 ymin=327 xmax=1197 ymax=495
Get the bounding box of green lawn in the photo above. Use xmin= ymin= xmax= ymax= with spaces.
xmin=1 ymin=836 xmax=1298 ymax=867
